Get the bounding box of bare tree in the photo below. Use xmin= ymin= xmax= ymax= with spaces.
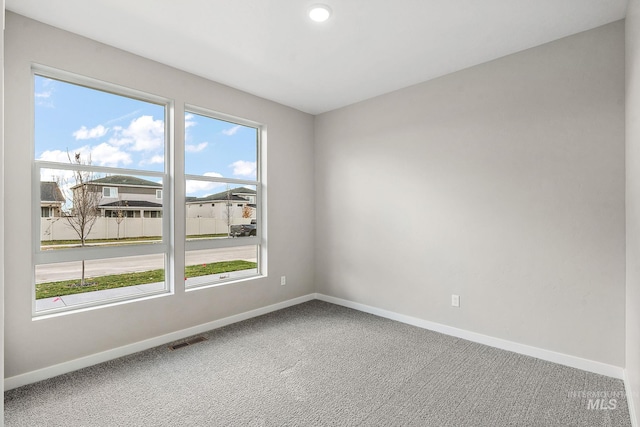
xmin=242 ymin=204 xmax=253 ymax=219
xmin=223 ymin=186 xmax=233 ymax=236
xmin=113 ymin=197 xmax=128 ymax=240
xmin=61 ymin=152 xmax=102 ymax=286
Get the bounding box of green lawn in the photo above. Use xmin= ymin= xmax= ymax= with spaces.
xmin=36 ymin=260 xmax=257 ymax=300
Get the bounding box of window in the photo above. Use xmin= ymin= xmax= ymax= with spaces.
xmin=32 ymin=66 xmax=265 ymax=315
xmin=184 ymin=108 xmax=262 ymax=288
xmin=144 ymin=211 xmax=162 ymax=219
xmin=102 ymin=187 xmax=118 ymax=198
xmin=33 ymin=68 xmax=169 ymax=315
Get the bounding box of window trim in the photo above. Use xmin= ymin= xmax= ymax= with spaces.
xmin=31 ymin=65 xmax=173 ymax=317
xmin=102 ymin=187 xmax=118 ymax=198
xmin=183 ymin=105 xmax=265 ymax=289
xmin=30 ymin=65 xmax=267 ymax=316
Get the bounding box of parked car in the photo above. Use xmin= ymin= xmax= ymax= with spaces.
xmin=230 ymin=219 xmax=257 ymax=237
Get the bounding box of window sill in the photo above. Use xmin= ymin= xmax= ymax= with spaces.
xmin=185 ymin=269 xmax=263 ymax=291
xmin=33 ymin=281 xmax=168 ymax=318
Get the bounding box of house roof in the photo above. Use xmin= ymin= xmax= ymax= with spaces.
xmin=40 ymin=181 xmax=65 ymax=203
xmin=233 ymin=188 xmax=256 ymax=194
xmin=89 ymin=175 xmax=162 ymax=188
xmin=187 ymin=187 xmax=255 ymax=203
xmin=100 ymin=200 xmax=163 ymax=209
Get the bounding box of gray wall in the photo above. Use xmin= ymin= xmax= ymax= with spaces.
xmin=2 ymin=9 xmax=629 ymax=390
xmin=4 ymin=12 xmax=315 ymax=378
xmin=626 ymin=0 xmax=640 ymax=421
xmin=315 ymin=22 xmax=626 ymax=366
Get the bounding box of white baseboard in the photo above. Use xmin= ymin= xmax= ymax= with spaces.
xmin=4 ymin=294 xmax=315 ymax=391
xmin=625 ymin=371 xmax=639 ymax=427
xmin=314 ymin=293 xmax=624 ymax=380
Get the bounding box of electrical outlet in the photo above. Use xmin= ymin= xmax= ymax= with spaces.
xmin=451 ymin=294 xmax=460 ymax=307
xmin=281 ymin=276 xmax=286 ymax=286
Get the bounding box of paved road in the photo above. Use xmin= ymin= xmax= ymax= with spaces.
xmin=36 ymin=246 xmax=257 ymax=283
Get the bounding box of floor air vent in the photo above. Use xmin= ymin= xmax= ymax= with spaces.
xmin=187 ymin=336 xmax=207 ymax=345
xmin=169 ymin=336 xmax=208 ymax=350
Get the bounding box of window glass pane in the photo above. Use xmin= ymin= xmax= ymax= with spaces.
xmin=185 ymin=246 xmax=258 ymax=288
xmin=34 ymin=75 xmax=165 ymax=172
xmin=39 ymin=168 xmax=163 ymax=249
xmin=184 ymin=112 xmax=257 ymax=179
xmin=186 ymin=183 xmax=257 ymax=240
xmin=35 ymin=254 xmax=165 ymax=312
xmin=34 ymin=72 xmax=169 ymax=314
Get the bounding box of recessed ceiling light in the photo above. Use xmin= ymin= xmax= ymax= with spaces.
xmin=309 ymin=4 xmax=332 ymax=23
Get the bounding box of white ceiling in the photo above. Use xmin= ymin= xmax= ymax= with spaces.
xmin=5 ymin=0 xmax=629 ymax=115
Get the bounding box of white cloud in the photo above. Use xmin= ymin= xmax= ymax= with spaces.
xmin=38 ymin=143 xmax=130 ymax=203
xmin=73 ymin=125 xmax=108 ymax=140
xmin=185 ymin=114 xmax=196 ymax=129
xmin=39 ymin=147 xmax=93 ymax=198
xmin=185 ymin=172 xmax=225 ymax=196
xmin=39 ymin=144 xmax=129 ymax=167
xmin=185 ymin=142 xmax=208 ymax=153
xmin=110 ymin=115 xmax=164 ymax=152
xmin=35 ymin=78 xmax=56 ymax=107
xmin=39 ymin=151 xmax=77 ymax=199
xmin=230 ymin=160 xmax=257 ymax=177
xmin=35 ymin=90 xmax=54 ymax=107
xmin=184 ymin=114 xmax=198 ymax=144
xmin=35 ymin=90 xmax=52 ymax=100
xmin=105 ymin=110 xmax=142 ymax=126
xmin=140 ymin=154 xmax=164 ymax=166
xmin=91 ymin=143 xmax=132 ymax=167
xmin=108 ymin=126 xmax=126 ymax=146
xmin=38 ymin=149 xmax=75 ymax=163
xmin=222 ymin=125 xmax=241 ymax=136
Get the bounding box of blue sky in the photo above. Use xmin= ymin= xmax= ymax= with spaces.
xmin=35 ymin=75 xmax=257 ymax=197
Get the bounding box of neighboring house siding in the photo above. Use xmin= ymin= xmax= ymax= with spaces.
xmin=72 ymin=175 xmax=163 ymax=218
xmin=97 ymin=185 xmax=160 ymax=206
xmin=185 ymin=188 xmax=257 ymax=219
xmin=40 ymin=181 xmax=65 ymax=217
xmin=187 ymin=202 xmax=247 ymax=219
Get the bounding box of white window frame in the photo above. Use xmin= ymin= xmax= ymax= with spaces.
xmin=156 ymin=189 xmax=163 ymax=199
xmin=31 ymin=65 xmax=173 ymax=317
xmin=184 ymin=105 xmax=265 ymax=290
xmin=102 ymin=187 xmax=118 ymax=198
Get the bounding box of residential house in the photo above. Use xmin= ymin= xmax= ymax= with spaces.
xmin=186 ymin=187 xmax=256 ymax=220
xmin=73 ymin=175 xmax=163 ymax=219
xmin=39 ymin=181 xmax=65 ymax=218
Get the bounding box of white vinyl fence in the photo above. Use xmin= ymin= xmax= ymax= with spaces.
xmin=41 ymin=217 xmax=251 ymax=241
